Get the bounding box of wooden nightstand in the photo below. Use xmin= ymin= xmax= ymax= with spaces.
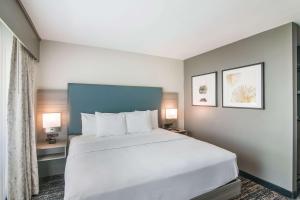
xmin=165 ymin=128 xmax=188 ymax=135
xmin=37 ymin=140 xmax=67 ymax=177
xmin=37 ymin=140 xmax=67 ymax=162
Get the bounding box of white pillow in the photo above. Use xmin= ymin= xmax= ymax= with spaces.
xmin=126 ymin=111 xmax=152 ymax=134
xmin=95 ymin=112 xmax=127 ymax=137
xmin=150 ymin=110 xmax=159 ymax=129
xmin=81 ymin=113 xmax=96 ymax=136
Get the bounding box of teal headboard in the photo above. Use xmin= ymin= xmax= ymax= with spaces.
xmin=68 ymin=83 xmax=162 ymax=135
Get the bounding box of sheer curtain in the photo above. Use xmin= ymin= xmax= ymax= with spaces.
xmin=7 ymin=37 xmax=39 ymax=199
xmin=0 ymin=21 xmax=13 ymax=200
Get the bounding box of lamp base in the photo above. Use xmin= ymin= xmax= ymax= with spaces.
xmin=47 ymin=138 xmax=57 ymax=144
xmin=46 ymin=133 xmax=59 ymax=144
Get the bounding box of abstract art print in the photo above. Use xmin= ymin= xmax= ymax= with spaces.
xmin=222 ymin=63 xmax=264 ymax=109
xmin=192 ymin=72 xmax=217 ymax=106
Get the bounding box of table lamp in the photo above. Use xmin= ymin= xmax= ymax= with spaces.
xmin=42 ymin=112 xmax=61 ymax=144
xmin=164 ymin=108 xmax=177 ymax=129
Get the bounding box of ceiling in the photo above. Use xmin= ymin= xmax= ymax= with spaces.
xmin=21 ymin=0 xmax=300 ymax=60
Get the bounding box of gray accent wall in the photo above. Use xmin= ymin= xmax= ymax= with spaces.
xmin=0 ymin=0 xmax=40 ymax=59
xmin=184 ymin=23 xmax=296 ymax=191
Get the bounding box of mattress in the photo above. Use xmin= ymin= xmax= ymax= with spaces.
xmin=64 ymin=128 xmax=238 ymax=200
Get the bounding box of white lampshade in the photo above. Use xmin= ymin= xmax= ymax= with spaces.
xmin=42 ymin=113 xmax=61 ymax=128
xmin=165 ymin=108 xmax=177 ymax=120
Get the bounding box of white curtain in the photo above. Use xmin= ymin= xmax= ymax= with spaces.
xmin=7 ymin=37 xmax=39 ymax=200
xmin=0 ymin=21 xmax=13 ymax=200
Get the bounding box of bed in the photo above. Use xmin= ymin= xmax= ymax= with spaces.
xmin=65 ymin=83 xmax=241 ymax=200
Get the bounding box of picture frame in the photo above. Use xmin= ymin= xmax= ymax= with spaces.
xmin=192 ymin=72 xmax=217 ymax=107
xmin=222 ymin=62 xmax=264 ymax=109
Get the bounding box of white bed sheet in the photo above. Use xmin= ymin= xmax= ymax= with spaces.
xmin=64 ymin=128 xmax=238 ymax=200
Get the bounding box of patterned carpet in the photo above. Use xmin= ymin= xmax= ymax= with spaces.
xmin=33 ymin=175 xmax=64 ymax=200
xmin=232 ymin=177 xmax=287 ymax=200
xmin=32 ymin=175 xmax=288 ymax=200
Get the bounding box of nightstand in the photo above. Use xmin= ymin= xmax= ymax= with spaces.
xmin=37 ymin=140 xmax=67 ymax=177
xmin=165 ymin=128 xmax=188 ymax=135
xmin=37 ymin=140 xmax=67 ymax=162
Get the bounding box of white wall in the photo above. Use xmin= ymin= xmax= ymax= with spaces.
xmin=37 ymin=40 xmax=184 ymax=127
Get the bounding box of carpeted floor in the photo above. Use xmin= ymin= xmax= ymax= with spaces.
xmin=232 ymin=177 xmax=288 ymax=200
xmin=33 ymin=175 xmax=64 ymax=200
xmin=32 ymin=175 xmax=288 ymax=200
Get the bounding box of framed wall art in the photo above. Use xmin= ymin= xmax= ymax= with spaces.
xmin=222 ymin=62 xmax=264 ymax=109
xmin=192 ymin=72 xmax=217 ymax=106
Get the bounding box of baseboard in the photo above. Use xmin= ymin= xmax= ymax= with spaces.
xmin=239 ymin=170 xmax=298 ymax=198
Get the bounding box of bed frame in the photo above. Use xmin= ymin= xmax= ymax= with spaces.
xmin=67 ymin=83 xmax=241 ymax=200
xmin=193 ymin=179 xmax=241 ymax=200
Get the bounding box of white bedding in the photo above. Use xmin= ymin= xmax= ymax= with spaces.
xmin=64 ymin=129 xmax=238 ymax=200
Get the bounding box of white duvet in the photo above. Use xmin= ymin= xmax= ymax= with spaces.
xmin=64 ymin=129 xmax=238 ymax=200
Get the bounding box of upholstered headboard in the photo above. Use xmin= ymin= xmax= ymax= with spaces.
xmin=68 ymin=83 xmax=162 ymax=135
